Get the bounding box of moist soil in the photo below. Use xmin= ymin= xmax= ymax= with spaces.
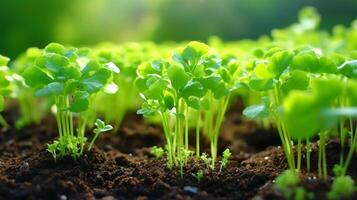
xmin=1 ymin=104 xmax=357 ymax=200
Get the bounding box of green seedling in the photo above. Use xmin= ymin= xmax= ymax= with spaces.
xmin=0 ymin=55 xmax=14 ymax=129
xmin=219 ymin=148 xmax=232 ymax=172
xmin=192 ymin=169 xmax=204 ymax=183
xmin=200 ymin=153 xmax=212 ymax=169
xmin=275 ymin=170 xmax=314 ymax=200
xmin=150 ymin=146 xmax=164 ymax=160
xmin=88 ymin=119 xmax=113 ymax=150
xmin=23 ymin=43 xmax=117 ymax=160
xmin=327 ymin=176 xmax=355 ymax=200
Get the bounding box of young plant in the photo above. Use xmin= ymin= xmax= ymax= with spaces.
xmin=136 ymin=41 xmax=239 ymax=172
xmin=150 ymin=146 xmax=164 ymax=160
xmin=200 ymin=153 xmax=212 ymax=169
xmin=23 ymin=43 xmax=117 ymax=160
xmin=219 ymin=148 xmax=232 ymax=172
xmin=0 ymin=55 xmax=14 ymax=129
xmin=12 ymin=47 xmax=45 ymax=129
xmin=88 ymin=119 xmax=113 ymax=150
xmin=275 ymin=170 xmax=314 ymax=200
xmin=327 ymin=176 xmax=355 ymax=200
xmin=178 ymin=148 xmax=192 ymax=177
xmin=192 ymin=169 xmax=204 ymax=183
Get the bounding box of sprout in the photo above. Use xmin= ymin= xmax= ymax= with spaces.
xmin=150 ymin=146 xmax=164 ymax=160
xmin=23 ymin=43 xmax=117 ymax=160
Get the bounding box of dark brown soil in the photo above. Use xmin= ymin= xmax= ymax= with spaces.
xmin=1 ymin=105 xmax=357 ymax=200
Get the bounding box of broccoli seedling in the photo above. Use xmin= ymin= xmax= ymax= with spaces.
xmin=192 ymin=169 xmax=204 ymax=183
xmin=150 ymin=146 xmax=164 ymax=160
xmin=219 ymin=148 xmax=232 ymax=172
xmin=327 ymin=176 xmax=355 ymax=200
xmin=88 ymin=119 xmax=113 ymax=150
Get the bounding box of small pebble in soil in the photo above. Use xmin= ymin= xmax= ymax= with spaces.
xmin=60 ymin=195 xmax=67 ymax=200
xmin=264 ymin=156 xmax=269 ymax=160
xmin=100 ymin=196 xmax=115 ymax=200
xmin=19 ymin=161 xmax=29 ymax=172
xmin=183 ymin=186 xmax=199 ymax=195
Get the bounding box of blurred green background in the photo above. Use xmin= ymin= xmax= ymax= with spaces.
xmin=1 ymin=0 xmax=356 ymax=58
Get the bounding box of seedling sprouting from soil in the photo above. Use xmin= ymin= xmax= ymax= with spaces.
xmin=23 ymin=43 xmax=117 ymax=160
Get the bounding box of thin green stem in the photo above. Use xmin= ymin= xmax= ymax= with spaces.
xmin=0 ymin=113 xmax=10 ymax=129
xmin=196 ymin=110 xmax=201 ymax=158
xmin=297 ymin=139 xmax=302 ymax=172
xmin=306 ymin=138 xmax=311 ymax=173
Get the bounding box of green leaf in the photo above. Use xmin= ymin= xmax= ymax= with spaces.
xmin=35 ymin=82 xmax=64 ymax=97
xmin=243 ymin=104 xmax=269 ymax=119
xmin=44 ymin=43 xmax=65 ymax=55
xmin=283 ymin=91 xmax=320 ymax=140
xmin=311 ymin=76 xmax=342 ymax=105
xmin=44 ymin=54 xmax=70 ymax=73
xmin=281 ymin=70 xmax=310 ymax=95
xmin=254 ymin=63 xmax=275 ymax=79
xmin=185 ymin=96 xmax=201 ymax=109
xmin=317 ymin=56 xmax=337 ymax=74
xmin=82 ymin=60 xmax=101 ymax=76
xmin=137 ymin=62 xmax=161 ymax=77
xmin=269 ymin=51 xmax=293 ymax=77
xmin=81 ymin=68 xmax=111 ymax=93
xmin=69 ymin=91 xmax=89 ymax=112
xmin=164 ymin=93 xmax=174 ymax=110
xmin=248 ymin=78 xmax=274 ymax=91
xmin=94 ymin=119 xmax=113 ymax=134
xmin=290 ymin=52 xmax=319 ymax=72
xmin=0 ymin=55 xmax=10 ymax=66
xmin=338 ymin=60 xmax=357 ymax=78
xmin=200 ymin=75 xmax=221 ymax=90
xmin=167 ymin=64 xmax=190 ymax=91
xmin=181 ymin=80 xmax=206 ymax=98
xmin=212 ymin=82 xmax=230 ymax=99
xmin=23 ymin=66 xmax=53 ymax=88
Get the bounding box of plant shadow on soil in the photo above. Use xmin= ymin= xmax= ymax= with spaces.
xmin=1 ymin=103 xmax=357 ymax=200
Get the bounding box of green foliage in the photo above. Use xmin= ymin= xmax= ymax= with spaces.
xmin=150 ymin=146 xmax=164 ymax=160
xmin=219 ymin=148 xmax=232 ymax=172
xmin=22 ymin=43 xmax=116 ymax=160
xmin=327 ymin=176 xmax=355 ymax=200
xmin=88 ymin=119 xmax=113 ymax=150
xmin=192 ymin=169 xmax=204 ymax=183
xmin=275 ymin=170 xmax=314 ymax=200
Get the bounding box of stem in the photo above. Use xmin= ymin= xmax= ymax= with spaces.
xmin=161 ymin=111 xmax=174 ymax=167
xmin=0 ymin=113 xmax=10 ymax=129
xmin=196 ymin=110 xmax=201 ymax=158
xmin=88 ymin=133 xmax=99 ymax=150
xmin=185 ymin=106 xmax=189 ymax=151
xmin=297 ymin=139 xmax=302 ymax=172
xmin=342 ymin=125 xmax=357 ymax=176
xmin=306 ymin=138 xmax=311 ymax=173
xmin=318 ymin=131 xmax=328 ymax=181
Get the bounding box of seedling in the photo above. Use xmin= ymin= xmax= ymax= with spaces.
xmin=200 ymin=153 xmax=212 ymax=169
xmin=327 ymin=176 xmax=355 ymax=200
xmin=136 ymin=41 xmax=238 ymax=171
xmin=88 ymin=119 xmax=113 ymax=150
xmin=0 ymin=55 xmax=13 ymax=129
xmin=192 ymin=169 xmax=204 ymax=183
xmin=219 ymin=148 xmax=232 ymax=172
xmin=150 ymin=146 xmax=164 ymax=160
xmin=275 ymin=170 xmax=314 ymax=200
xmin=23 ymin=43 xmax=117 ymax=160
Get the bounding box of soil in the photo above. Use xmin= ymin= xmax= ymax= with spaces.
xmin=1 ymin=103 xmax=357 ymax=200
